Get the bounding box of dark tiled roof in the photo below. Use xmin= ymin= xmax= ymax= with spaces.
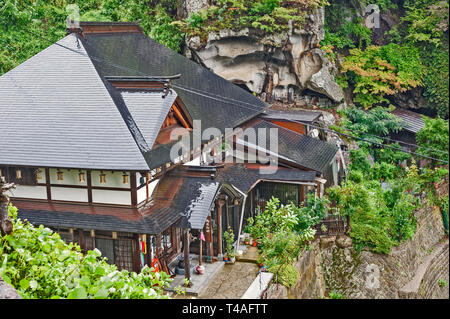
xmin=80 ymin=32 xmax=266 ymax=132
xmin=216 ymin=164 xmax=317 ymax=193
xmin=392 ymin=108 xmax=425 ymax=134
xmin=238 ymin=120 xmax=338 ymax=173
xmin=260 ymin=109 xmax=322 ymax=123
xmin=176 ymin=177 xmax=220 ymax=230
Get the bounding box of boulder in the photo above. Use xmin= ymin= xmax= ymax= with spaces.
xmin=0 ymin=277 xmax=21 ymax=299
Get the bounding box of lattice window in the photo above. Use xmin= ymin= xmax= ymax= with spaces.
xmin=114 ymin=233 xmax=134 ymax=271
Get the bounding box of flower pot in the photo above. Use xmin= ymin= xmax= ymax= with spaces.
xmin=195 ymin=265 xmax=205 ymax=275
xmin=229 ymin=256 xmax=236 ymax=264
xmin=252 ymin=241 xmax=257 ymax=247
xmin=223 ymin=256 xmax=228 ymax=262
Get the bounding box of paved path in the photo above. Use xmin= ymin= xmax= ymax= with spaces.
xmin=197 ymin=261 xmax=260 ymax=299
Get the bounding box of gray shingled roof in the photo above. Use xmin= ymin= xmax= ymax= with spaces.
xmin=0 ymin=29 xmax=266 ymax=170
xmin=392 ymin=108 xmax=425 ymax=134
xmin=260 ymin=109 xmax=322 ymax=123
xmin=120 ymin=89 xmax=178 ymax=148
xmin=0 ymin=34 xmax=149 ymax=170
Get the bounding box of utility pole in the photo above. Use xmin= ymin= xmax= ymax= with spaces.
xmin=0 ymin=177 xmax=15 ymax=235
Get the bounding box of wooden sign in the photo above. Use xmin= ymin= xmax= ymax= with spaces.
xmin=204 ymin=216 xmax=212 ymax=243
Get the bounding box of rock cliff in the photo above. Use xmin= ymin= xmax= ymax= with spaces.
xmin=184 ymin=5 xmax=344 ymax=104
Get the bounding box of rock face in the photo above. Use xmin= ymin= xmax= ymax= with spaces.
xmin=178 ymin=0 xmax=210 ymax=19
xmin=0 ymin=277 xmax=21 ymax=299
xmin=187 ymin=7 xmax=344 ymax=104
xmin=264 ymin=200 xmax=448 ymax=299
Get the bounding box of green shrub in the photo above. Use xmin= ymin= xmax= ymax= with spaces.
xmin=269 ymin=263 xmax=298 ymax=288
xmin=0 ymin=205 xmax=173 ymax=299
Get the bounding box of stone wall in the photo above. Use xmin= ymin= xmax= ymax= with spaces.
xmin=265 ymin=202 xmax=448 ymax=299
xmin=419 ymin=242 xmax=449 ymax=299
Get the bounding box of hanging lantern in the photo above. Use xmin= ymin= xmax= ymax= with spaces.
xmin=122 ymin=172 xmax=129 ymax=184
xmin=112 ymin=231 xmax=117 ymax=239
xmin=90 ymin=229 xmax=95 ymax=237
xmin=99 ymin=172 xmax=106 ymax=184
xmin=0 ymin=169 xmax=3 ymax=178
xmin=16 ymin=169 xmax=22 ymax=179
xmin=139 ymin=175 xmax=145 ymax=185
xmin=36 ymin=169 xmax=43 ymax=180
xmin=78 ymin=171 xmax=85 ymax=183
xmin=57 ymin=170 xmax=63 ymax=181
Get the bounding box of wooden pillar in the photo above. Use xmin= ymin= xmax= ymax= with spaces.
xmin=45 ymin=168 xmax=51 ymax=201
xmin=183 ymin=229 xmax=191 ymax=282
xmin=133 ymin=233 xmax=141 ymax=273
xmin=130 ymin=172 xmax=137 ymax=207
xmin=216 ymin=199 xmax=225 ymax=256
xmin=78 ymin=229 xmax=85 ymax=253
xmin=299 ymin=185 xmax=305 ymax=205
xmin=205 ymin=216 xmax=213 ymax=258
xmin=156 ymin=233 xmax=162 ymax=258
xmin=86 ymin=170 xmax=92 ymax=204
xmin=145 ymin=172 xmax=150 ymax=203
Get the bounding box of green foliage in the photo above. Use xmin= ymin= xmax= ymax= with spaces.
xmin=0 ymin=205 xmax=172 ymax=299
xmin=341 ymin=45 xmax=424 ymax=109
xmin=422 ymin=42 xmax=449 ymax=118
xmin=268 ymin=263 xmax=298 ymax=288
xmin=416 ymin=116 xmax=450 ymax=164
xmin=295 ymin=193 xmax=329 ymax=231
xmin=402 ymin=0 xmax=449 ymax=46
xmin=223 ymin=226 xmax=236 ymax=258
xmin=181 ymin=0 xmax=327 ymax=40
xmin=0 ymin=0 xmax=184 ymax=75
xmin=438 ymin=278 xmax=448 ymax=288
xmin=328 ymin=291 xmax=345 ymax=299
xmin=246 ymin=197 xmax=317 ymax=287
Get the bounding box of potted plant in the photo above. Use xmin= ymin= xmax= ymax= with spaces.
xmin=224 ymin=227 xmax=237 ymax=264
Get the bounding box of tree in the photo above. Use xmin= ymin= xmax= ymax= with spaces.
xmin=416 ymin=116 xmax=450 ymax=165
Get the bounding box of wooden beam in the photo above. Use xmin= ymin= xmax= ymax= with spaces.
xmin=145 ymin=171 xmax=150 ymax=203
xmin=130 ymin=172 xmax=137 ymax=207
xmin=183 ymin=229 xmax=191 ymax=282
xmin=86 ymin=170 xmax=93 ymax=204
xmin=45 ymin=168 xmax=51 ymax=201
xmin=216 ymin=199 xmax=225 ymax=256
xmin=299 ymin=185 xmax=305 ymax=205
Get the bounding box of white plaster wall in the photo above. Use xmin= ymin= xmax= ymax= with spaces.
xmin=184 ymin=156 xmax=201 ymax=166
xmin=51 ymin=187 xmax=89 ymax=202
xmin=91 ymin=170 xmax=129 ymax=188
xmin=137 ymin=179 xmax=160 ymax=204
xmin=49 ymin=168 xmax=87 ymax=186
xmin=7 ymin=185 xmax=47 ymax=200
xmin=92 ymin=189 xmax=131 ymax=205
